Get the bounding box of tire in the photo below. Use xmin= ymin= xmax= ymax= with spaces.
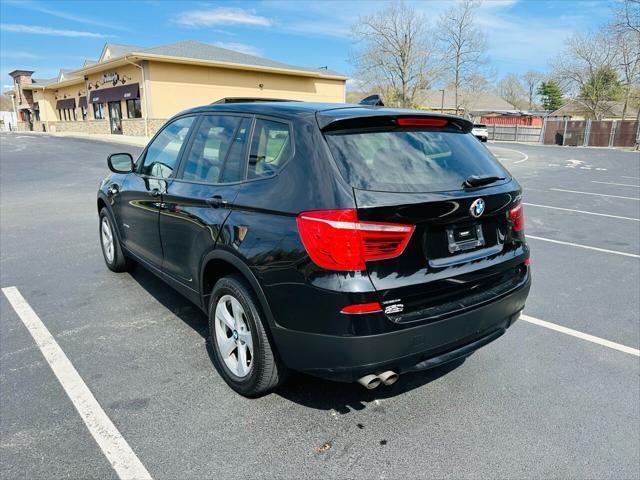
xmin=99 ymin=207 xmax=130 ymax=272
xmin=208 ymin=274 xmax=288 ymax=397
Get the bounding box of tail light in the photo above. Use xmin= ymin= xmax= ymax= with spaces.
xmin=396 ymin=117 xmax=448 ymax=127
xmin=296 ymin=209 xmax=415 ymax=271
xmin=340 ymin=302 xmax=383 ymax=314
xmin=509 ymin=203 xmax=524 ymax=232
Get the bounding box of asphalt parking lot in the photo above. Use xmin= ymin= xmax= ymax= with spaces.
xmin=1 ymin=132 xmax=639 ymax=479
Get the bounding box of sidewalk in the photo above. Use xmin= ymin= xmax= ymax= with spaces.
xmin=10 ymin=130 xmax=150 ymax=147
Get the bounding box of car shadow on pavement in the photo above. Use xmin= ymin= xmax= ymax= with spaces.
xmin=128 ymin=265 xmax=209 ymax=338
xmin=274 ymin=358 xmax=466 ymax=414
xmin=127 ymin=264 xmax=467 ymax=412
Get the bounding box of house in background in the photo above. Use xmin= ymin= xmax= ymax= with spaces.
xmin=418 ymin=88 xmax=516 ymax=119
xmin=7 ymin=40 xmax=347 ymax=137
xmin=477 ymin=111 xmax=545 ymax=126
xmin=547 ymin=99 xmax=640 ymax=121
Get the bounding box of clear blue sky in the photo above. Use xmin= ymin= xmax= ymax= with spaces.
xmin=0 ymin=0 xmax=615 ymax=92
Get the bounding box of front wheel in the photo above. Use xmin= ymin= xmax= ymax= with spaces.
xmin=99 ymin=208 xmax=129 ymax=272
xmin=208 ymin=274 xmax=288 ymax=397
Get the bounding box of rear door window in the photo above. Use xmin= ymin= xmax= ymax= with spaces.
xmin=180 ymin=115 xmax=250 ymax=184
xmin=247 ymin=119 xmax=292 ymax=179
xmin=324 ymin=130 xmax=508 ymax=193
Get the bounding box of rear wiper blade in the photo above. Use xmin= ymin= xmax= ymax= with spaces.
xmin=463 ymin=175 xmax=505 ymax=188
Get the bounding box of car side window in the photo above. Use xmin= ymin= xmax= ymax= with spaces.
xmin=181 ymin=115 xmax=241 ymax=183
xmin=140 ymin=116 xmax=195 ymax=178
xmin=247 ymin=119 xmax=292 ymax=179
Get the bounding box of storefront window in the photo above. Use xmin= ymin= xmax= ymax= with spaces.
xmin=72 ymin=108 xmax=77 ymax=121
xmin=94 ymin=103 xmax=104 ymax=120
xmin=64 ymin=109 xmax=69 ymax=122
xmin=82 ymin=106 xmax=87 ymax=121
xmin=34 ymin=110 xmax=40 ymax=122
xmin=126 ymin=98 xmax=142 ymax=119
xmin=57 ymin=109 xmax=62 ymax=121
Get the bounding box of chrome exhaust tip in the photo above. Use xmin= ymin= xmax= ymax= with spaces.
xmin=378 ymin=370 xmax=399 ymax=386
xmin=357 ymin=374 xmax=381 ymax=389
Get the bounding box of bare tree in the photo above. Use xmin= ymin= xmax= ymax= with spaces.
xmin=458 ymin=74 xmax=491 ymax=114
xmin=521 ymin=71 xmax=543 ymax=110
xmin=609 ymin=1 xmax=640 ymax=120
xmin=350 ymin=1 xmax=437 ymax=107
xmin=613 ymin=0 xmax=640 ymax=35
xmin=612 ymin=28 xmax=640 ymax=119
xmin=496 ymin=74 xmax=527 ymax=109
xmin=437 ymin=0 xmax=487 ymax=115
xmin=552 ymin=32 xmax=619 ymax=119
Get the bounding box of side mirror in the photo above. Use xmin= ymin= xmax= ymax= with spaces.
xmin=107 ymin=153 xmax=134 ymax=173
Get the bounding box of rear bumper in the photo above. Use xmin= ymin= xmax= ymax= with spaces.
xmin=272 ymin=274 xmax=530 ymax=382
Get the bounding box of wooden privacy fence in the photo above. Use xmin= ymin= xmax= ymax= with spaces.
xmin=489 ymin=119 xmax=640 ymax=147
xmin=487 ymin=124 xmax=542 ymax=142
xmin=540 ymin=119 xmax=640 ymax=147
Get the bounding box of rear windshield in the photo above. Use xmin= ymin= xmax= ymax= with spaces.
xmin=324 ymin=130 xmax=509 ymax=193
xmin=474 ymin=124 xmax=487 ymax=128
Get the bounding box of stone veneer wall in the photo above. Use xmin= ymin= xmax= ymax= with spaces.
xmin=121 ymin=118 xmax=165 ymax=137
xmin=14 ymin=118 xmax=166 ymax=137
xmin=14 ymin=118 xmax=168 ymax=138
xmin=49 ymin=120 xmax=111 ymax=134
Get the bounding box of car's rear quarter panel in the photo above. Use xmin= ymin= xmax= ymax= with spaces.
xmin=215 ymin=117 xmax=375 ymax=335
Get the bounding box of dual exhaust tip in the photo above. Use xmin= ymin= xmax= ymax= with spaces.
xmin=357 ymin=370 xmax=399 ymax=389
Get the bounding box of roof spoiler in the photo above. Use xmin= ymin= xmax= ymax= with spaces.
xmin=211 ymin=97 xmax=300 ymax=104
xmin=319 ymin=113 xmax=473 ymax=133
xmin=358 ymin=94 xmax=384 ymax=107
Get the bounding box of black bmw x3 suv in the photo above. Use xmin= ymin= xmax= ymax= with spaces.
xmin=97 ymin=101 xmax=530 ymax=396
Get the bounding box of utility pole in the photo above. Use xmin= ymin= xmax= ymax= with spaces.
xmin=10 ymin=89 xmax=18 ymax=131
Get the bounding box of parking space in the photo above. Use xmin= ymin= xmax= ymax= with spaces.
xmin=1 ymin=133 xmax=639 ymax=479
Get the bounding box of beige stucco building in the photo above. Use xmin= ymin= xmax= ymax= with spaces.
xmin=7 ymin=41 xmax=347 ymax=137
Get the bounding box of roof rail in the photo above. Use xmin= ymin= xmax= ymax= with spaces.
xmin=358 ymin=94 xmax=384 ymax=107
xmin=211 ymin=97 xmax=300 ymax=104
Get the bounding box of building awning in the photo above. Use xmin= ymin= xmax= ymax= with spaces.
xmin=56 ymin=98 xmax=76 ymax=110
xmin=90 ymin=83 xmax=139 ymax=103
xmin=79 ymin=96 xmax=87 ymax=109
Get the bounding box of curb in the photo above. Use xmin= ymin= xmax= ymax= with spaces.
xmin=5 ymin=131 xmax=149 ymax=148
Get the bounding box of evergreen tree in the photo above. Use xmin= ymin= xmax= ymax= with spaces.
xmin=537 ymin=81 xmax=564 ymax=111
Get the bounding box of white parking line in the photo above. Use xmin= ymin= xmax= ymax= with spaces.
xmin=521 ymin=314 xmax=640 ymax=357
xmin=526 ymin=235 xmax=640 ymax=258
xmin=489 ymin=146 xmax=528 ymax=164
xmin=523 ymin=203 xmax=640 ymax=222
xmin=591 ymin=181 xmax=640 ymax=188
xmin=1 ymin=287 xmax=153 ymax=480
xmin=549 ymin=188 xmax=640 ymax=201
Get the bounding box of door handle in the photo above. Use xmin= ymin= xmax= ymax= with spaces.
xmin=150 ymin=189 xmax=161 ymax=197
xmin=206 ymin=195 xmax=228 ymax=208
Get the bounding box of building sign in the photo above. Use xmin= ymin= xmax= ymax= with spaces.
xmin=103 ymin=72 xmax=120 ymax=86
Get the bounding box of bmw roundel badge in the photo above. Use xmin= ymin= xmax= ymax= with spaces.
xmin=470 ymin=198 xmax=485 ymax=218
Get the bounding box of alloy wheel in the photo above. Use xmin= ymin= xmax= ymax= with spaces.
xmin=101 ymin=217 xmax=114 ymax=263
xmin=214 ymin=294 xmax=253 ymax=378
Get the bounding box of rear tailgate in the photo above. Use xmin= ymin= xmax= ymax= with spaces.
xmin=321 ymin=112 xmax=529 ymax=323
xmin=354 ymin=186 xmax=528 ymax=324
